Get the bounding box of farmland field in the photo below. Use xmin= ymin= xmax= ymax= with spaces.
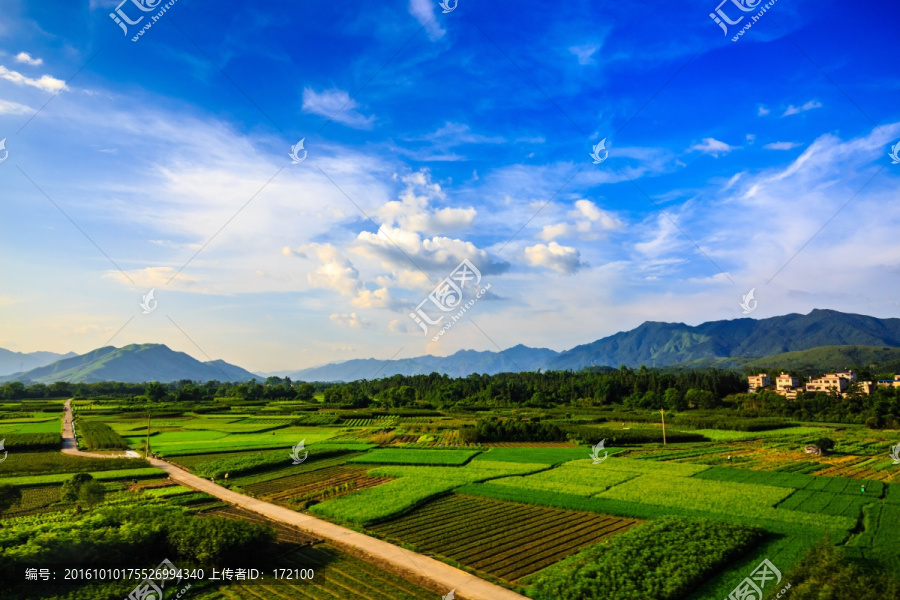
xmin=348 ymin=447 xmax=480 ymax=465
xmin=2 ymin=384 xmax=899 ymax=600
xmin=370 ymin=494 xmax=640 ymax=582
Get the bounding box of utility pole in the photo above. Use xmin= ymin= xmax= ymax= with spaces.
xmin=660 ymin=408 xmax=667 ymax=446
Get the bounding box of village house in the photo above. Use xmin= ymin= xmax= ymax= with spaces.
xmin=747 ymin=373 xmax=771 ymax=393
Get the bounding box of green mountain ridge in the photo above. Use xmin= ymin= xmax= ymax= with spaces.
xmin=1 ymin=344 xmax=258 ymax=384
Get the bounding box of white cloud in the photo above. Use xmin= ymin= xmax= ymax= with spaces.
xmin=0 ymin=65 xmax=65 ymax=92
xmin=569 ymin=43 xmax=600 ymax=65
xmin=302 ymin=88 xmax=374 ymax=129
xmin=524 ymin=242 xmax=586 ymax=274
xmin=783 ymin=100 xmax=822 ymax=116
xmin=103 ymin=267 xmax=200 ymax=289
xmin=689 ymin=138 xmax=737 ymax=157
xmin=764 ymin=141 xmax=801 ymax=150
xmin=329 ymin=312 xmax=370 ymax=329
xmin=538 ymin=199 xmax=623 ymax=241
xmin=408 ymin=0 xmax=445 ymax=40
xmin=295 ymin=243 xmax=396 ymax=309
xmin=375 ymin=170 xmax=476 ymax=235
xmin=757 ymin=105 xmax=770 ymax=116
xmin=14 ymin=52 xmax=43 ymax=66
xmin=0 ymin=98 xmax=32 ymax=114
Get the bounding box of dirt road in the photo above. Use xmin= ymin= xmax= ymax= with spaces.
xmin=60 ymin=400 xmax=528 ymax=600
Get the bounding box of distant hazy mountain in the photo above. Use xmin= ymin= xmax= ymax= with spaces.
xmin=3 ymin=344 xmax=259 ymax=384
xmin=280 ymin=345 xmax=561 ymax=381
xmin=5 ymin=309 xmax=900 ymax=384
xmin=287 ymin=309 xmax=900 ymax=381
xmin=0 ymin=348 xmax=78 ymax=376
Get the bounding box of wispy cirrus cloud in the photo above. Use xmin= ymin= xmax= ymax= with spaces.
xmin=0 ymin=65 xmax=65 ymax=92
xmin=302 ymin=88 xmax=375 ymax=129
xmin=783 ymin=100 xmax=822 ymax=116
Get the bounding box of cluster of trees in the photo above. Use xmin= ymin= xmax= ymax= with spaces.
xmin=316 ymin=367 xmax=746 ymax=410
xmin=461 ymin=417 xmax=565 ymax=443
xmin=733 ymin=386 xmax=900 ymax=426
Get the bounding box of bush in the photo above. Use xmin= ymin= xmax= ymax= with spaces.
xmin=2 ymin=433 xmax=61 ymax=452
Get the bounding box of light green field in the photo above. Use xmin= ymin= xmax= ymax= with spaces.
xmin=311 ymin=461 xmax=547 ymax=524
xmin=491 ymin=465 xmax=640 ymax=496
xmin=690 ymin=426 xmax=828 ymax=442
xmin=0 ymin=419 xmax=60 ymax=434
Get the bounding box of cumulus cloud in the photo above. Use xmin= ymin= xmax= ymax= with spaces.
xmin=524 ymin=242 xmax=586 ymax=274
xmin=302 ymin=88 xmax=374 ymax=129
xmin=0 ymin=65 xmax=65 ymax=92
xmin=375 ymin=170 xmax=476 ymax=234
xmin=539 ymin=199 xmax=623 ymax=241
xmin=294 ymin=243 xmax=396 ymax=309
xmin=15 ymin=52 xmax=42 ymax=66
xmin=783 ymin=100 xmax=822 ymax=116
xmin=689 ymin=138 xmax=737 ymax=157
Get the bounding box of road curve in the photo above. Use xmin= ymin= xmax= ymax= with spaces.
xmin=61 ymin=400 xmax=529 ymax=600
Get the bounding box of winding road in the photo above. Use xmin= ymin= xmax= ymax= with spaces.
xmin=62 ymin=400 xmax=528 ymax=600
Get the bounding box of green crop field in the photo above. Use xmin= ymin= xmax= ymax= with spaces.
xmin=371 ymin=494 xmax=641 ymax=582
xmin=348 ymin=447 xmax=481 ymax=465
xmin=3 ymin=375 xmax=899 ymax=600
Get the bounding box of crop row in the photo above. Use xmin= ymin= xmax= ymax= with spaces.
xmin=372 ymin=494 xmax=639 ymax=581
xmin=349 ymin=448 xmax=480 ymax=466
xmin=776 ymin=489 xmax=877 ymax=519
xmin=1 ymin=433 xmax=61 ymax=452
xmin=694 ymin=466 xmax=884 ymax=495
xmin=76 ymin=421 xmax=126 ymax=450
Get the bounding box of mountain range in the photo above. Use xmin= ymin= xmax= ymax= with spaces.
xmin=0 ymin=348 xmax=77 ymax=377
xmin=0 ymin=344 xmax=258 ymax=384
xmin=3 ymin=309 xmax=900 ymax=384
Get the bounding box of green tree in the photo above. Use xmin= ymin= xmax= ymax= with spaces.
xmin=0 ymin=484 xmax=23 ymax=519
xmin=77 ymin=481 xmax=107 ymax=509
xmin=61 ymin=473 xmax=95 ymax=503
xmin=145 ymin=381 xmax=167 ymax=402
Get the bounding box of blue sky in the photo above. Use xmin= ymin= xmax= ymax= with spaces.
xmin=1 ymin=0 xmax=899 ymax=372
